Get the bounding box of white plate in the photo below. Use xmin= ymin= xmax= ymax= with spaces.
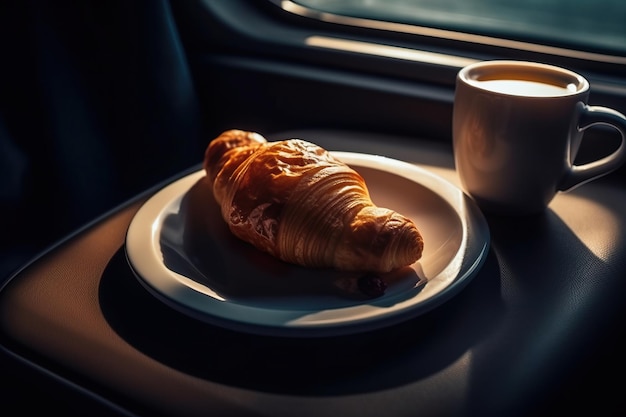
xmin=125 ymin=152 xmax=490 ymax=337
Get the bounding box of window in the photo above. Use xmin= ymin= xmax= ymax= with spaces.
xmin=175 ymin=1 xmax=626 ymax=141
xmin=279 ymin=0 xmax=626 ymax=63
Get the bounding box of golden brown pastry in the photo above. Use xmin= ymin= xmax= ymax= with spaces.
xmin=203 ymin=129 xmax=424 ymax=273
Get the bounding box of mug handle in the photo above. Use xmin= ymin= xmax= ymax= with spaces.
xmin=559 ymin=104 xmax=626 ymax=191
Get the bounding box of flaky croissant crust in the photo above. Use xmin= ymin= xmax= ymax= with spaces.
xmin=203 ymin=129 xmax=424 ymax=273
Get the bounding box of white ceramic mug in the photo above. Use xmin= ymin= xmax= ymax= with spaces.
xmin=453 ymin=60 xmax=626 ymax=215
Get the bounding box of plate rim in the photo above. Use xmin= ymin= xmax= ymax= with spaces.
xmin=125 ymin=152 xmax=490 ymax=337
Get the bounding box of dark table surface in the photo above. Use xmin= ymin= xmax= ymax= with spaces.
xmin=1 ymin=131 xmax=625 ymax=417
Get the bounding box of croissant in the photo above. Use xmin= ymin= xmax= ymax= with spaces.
xmin=203 ymin=129 xmax=424 ymax=274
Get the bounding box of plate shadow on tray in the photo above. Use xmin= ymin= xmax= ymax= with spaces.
xmin=101 ymin=245 xmax=502 ymax=396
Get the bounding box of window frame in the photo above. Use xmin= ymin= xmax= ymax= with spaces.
xmin=181 ymin=1 xmax=626 ymax=113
